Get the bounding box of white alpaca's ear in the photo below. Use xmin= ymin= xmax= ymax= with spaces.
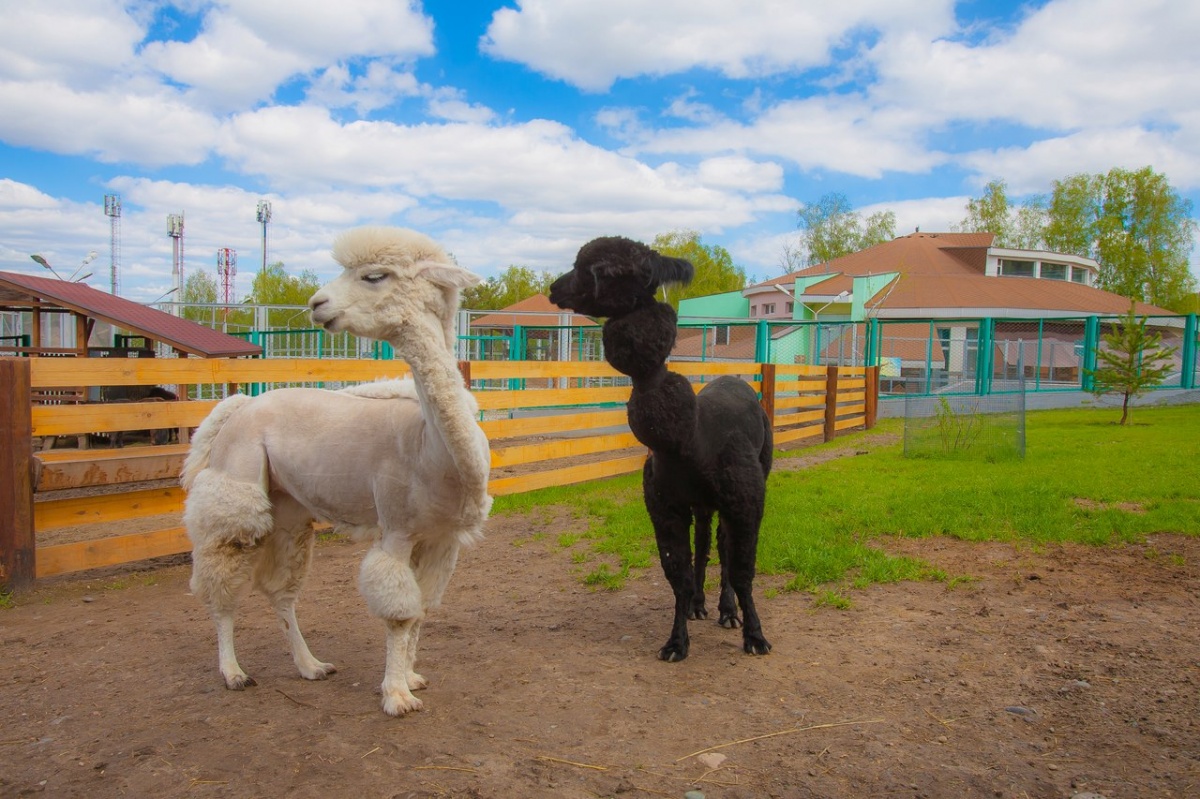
xmin=418 ymin=262 xmax=483 ymax=289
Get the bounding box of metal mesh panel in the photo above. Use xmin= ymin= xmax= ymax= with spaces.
xmin=903 ymin=379 xmax=1026 ymax=461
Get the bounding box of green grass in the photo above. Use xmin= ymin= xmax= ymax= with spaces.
xmin=491 ymin=405 xmax=1200 ymax=595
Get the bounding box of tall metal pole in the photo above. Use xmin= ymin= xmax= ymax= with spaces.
xmin=256 ymin=200 xmax=272 ymax=283
xmin=104 ymin=194 xmax=121 ymax=295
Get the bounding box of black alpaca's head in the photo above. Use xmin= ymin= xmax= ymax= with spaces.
xmin=548 ymin=236 xmax=694 ymax=319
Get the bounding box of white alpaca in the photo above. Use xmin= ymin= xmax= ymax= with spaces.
xmin=181 ymin=227 xmax=492 ymax=716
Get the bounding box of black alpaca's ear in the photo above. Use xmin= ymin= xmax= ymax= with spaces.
xmin=651 ymin=255 xmax=694 ymax=288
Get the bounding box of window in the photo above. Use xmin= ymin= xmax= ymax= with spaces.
xmin=1000 ymin=259 xmax=1035 ymax=277
xmin=786 ymin=301 xmax=794 ymax=314
xmin=715 ymin=325 xmax=730 ymax=345
xmin=749 ymin=305 xmax=757 ymax=317
xmin=1040 ymin=262 xmax=1068 ymax=281
xmin=1071 ymin=266 xmax=1089 ymax=284
xmin=762 ymin=302 xmax=776 ymax=315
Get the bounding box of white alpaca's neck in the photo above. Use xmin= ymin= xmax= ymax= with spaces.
xmin=392 ymin=329 xmax=490 ymax=510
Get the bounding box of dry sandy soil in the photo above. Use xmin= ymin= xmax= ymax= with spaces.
xmin=3 ymin=443 xmax=1199 ymax=799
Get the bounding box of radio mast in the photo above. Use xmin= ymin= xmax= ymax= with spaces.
xmin=104 ymin=194 xmax=122 ymax=295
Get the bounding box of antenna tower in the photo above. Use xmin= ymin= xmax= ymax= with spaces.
xmin=217 ymin=248 xmax=237 ymax=305
xmin=256 ymin=199 xmax=272 ymax=279
xmin=168 ymin=213 xmax=185 ymax=313
xmin=104 ymin=193 xmax=122 ymax=294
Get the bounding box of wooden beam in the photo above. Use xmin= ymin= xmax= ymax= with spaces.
xmin=36 ymin=527 xmax=192 ymax=578
xmin=0 ymin=359 xmax=35 ymax=589
xmin=34 ymin=486 xmax=185 ymax=531
xmin=35 ymin=444 xmax=190 ymax=491
xmin=823 ymin=366 xmax=840 ymax=442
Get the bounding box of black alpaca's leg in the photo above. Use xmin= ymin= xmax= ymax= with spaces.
xmin=715 ymin=518 xmax=740 ymax=628
xmin=725 ymin=514 xmax=771 ymax=655
xmin=689 ymin=511 xmax=713 ymax=620
xmin=644 ymin=463 xmax=695 ymax=662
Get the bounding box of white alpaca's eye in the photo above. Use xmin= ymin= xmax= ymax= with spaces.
xmin=363 ymin=272 xmax=388 ymax=284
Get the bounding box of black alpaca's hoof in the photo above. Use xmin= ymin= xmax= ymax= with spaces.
xmin=718 ymin=612 xmax=741 ymax=629
xmin=743 ymin=635 xmax=771 ymax=656
xmin=688 ymin=602 xmax=708 ymax=620
xmin=658 ymin=643 xmax=689 ymax=662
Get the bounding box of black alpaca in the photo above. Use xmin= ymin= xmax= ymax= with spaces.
xmin=549 ymin=236 xmax=772 ymax=661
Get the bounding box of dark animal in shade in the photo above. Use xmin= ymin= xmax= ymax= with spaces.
xmin=549 ymin=236 xmax=772 ymax=661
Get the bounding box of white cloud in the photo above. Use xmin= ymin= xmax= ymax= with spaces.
xmin=140 ymin=0 xmax=434 ymax=111
xmin=0 ymin=0 xmax=143 ymax=86
xmin=0 ymin=79 xmax=220 ymax=165
xmin=481 ymin=0 xmax=955 ymax=91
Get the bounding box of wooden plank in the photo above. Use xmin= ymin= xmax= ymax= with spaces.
xmin=835 ymin=417 xmax=866 ymax=432
xmin=473 ymin=385 xmax=631 ymax=411
xmin=479 ymin=409 xmax=629 ymax=439
xmin=668 ymin=362 xmax=763 ymax=377
xmin=773 ymin=409 xmax=825 ymax=427
xmin=35 ymin=446 xmax=189 ymax=491
xmin=31 ymin=400 xmax=217 ymax=436
xmin=773 ymin=394 xmax=825 ymax=412
xmin=34 ymin=487 xmax=185 ymax=531
xmin=30 ymin=357 xmax=412 ymax=388
xmin=773 ymin=364 xmax=828 ymax=378
xmin=36 ymin=527 xmax=192 ymax=578
xmin=0 ymin=358 xmax=35 ymax=589
xmin=775 ymin=426 xmax=824 ymax=446
xmin=774 ymin=378 xmax=828 ymax=392
xmin=491 ymin=433 xmax=640 ymax=468
xmin=470 ymin=360 xmax=621 ymax=380
xmin=489 ymin=454 xmax=645 ymax=496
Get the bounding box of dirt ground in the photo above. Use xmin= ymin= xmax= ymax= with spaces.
xmin=3 ymin=447 xmax=1199 ymax=798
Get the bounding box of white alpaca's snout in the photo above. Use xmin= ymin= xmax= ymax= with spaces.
xmin=308 ymin=291 xmax=340 ymax=330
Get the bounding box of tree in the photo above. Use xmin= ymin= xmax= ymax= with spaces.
xmin=955 ymin=180 xmax=1048 ymax=248
xmin=1085 ymin=302 xmax=1178 ymax=425
xmin=244 ymin=262 xmax=322 ymax=306
xmin=794 ymin=193 xmax=895 ymax=268
xmin=180 ymin=270 xmax=218 ymax=324
xmin=460 ymin=265 xmax=558 ymax=311
xmin=1045 ymin=167 xmax=1197 ymax=311
xmin=651 ymin=230 xmax=747 ymax=307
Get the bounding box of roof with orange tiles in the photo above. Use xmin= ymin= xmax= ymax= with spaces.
xmin=469 ymin=293 xmax=599 ymax=328
xmin=753 ymin=233 xmax=1173 ymax=317
xmin=0 ymin=271 xmax=262 ymax=358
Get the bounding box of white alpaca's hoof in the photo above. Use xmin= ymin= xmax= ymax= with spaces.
xmin=299 ymin=661 xmax=337 ymax=681
xmin=382 ymin=691 xmax=423 ymax=716
xmin=223 ymin=672 xmax=257 ymax=690
xmin=406 ymin=671 xmax=428 ymax=691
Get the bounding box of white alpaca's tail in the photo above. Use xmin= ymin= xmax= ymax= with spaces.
xmin=180 ymin=393 xmax=254 ymax=490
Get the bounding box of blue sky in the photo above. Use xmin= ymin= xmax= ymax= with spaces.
xmin=1 ymin=0 xmax=1197 ymax=303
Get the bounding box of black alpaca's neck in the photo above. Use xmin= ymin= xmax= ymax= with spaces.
xmin=602 ymin=302 xmax=698 ymax=454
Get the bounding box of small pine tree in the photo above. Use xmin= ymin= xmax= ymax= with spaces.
xmin=1085 ymin=302 xmax=1178 ymax=424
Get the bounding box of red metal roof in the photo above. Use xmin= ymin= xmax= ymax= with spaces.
xmin=0 ymin=271 xmax=262 ymax=358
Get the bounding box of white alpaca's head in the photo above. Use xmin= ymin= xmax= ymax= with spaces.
xmin=309 ymin=227 xmax=481 ymax=349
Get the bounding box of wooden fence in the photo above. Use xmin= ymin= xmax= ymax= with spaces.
xmin=0 ymin=357 xmax=877 ymax=589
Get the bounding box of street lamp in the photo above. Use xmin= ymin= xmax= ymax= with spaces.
xmin=30 ymin=253 xmax=64 ymax=280
xmin=30 ymin=252 xmax=98 ymax=282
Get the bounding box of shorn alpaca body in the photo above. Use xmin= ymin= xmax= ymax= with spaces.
xmin=182 ymin=227 xmax=491 ymax=716
xmin=549 ymin=236 xmax=772 ymax=661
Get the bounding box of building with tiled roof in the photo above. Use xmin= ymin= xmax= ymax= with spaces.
xmin=676 ymin=233 xmax=1186 ymax=387
xmin=684 ymin=232 xmax=1169 ymax=324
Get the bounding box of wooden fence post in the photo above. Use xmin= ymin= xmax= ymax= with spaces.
xmin=865 ymin=365 xmax=879 ymax=429
xmin=823 ymin=365 xmax=840 ymax=443
xmin=1 ymin=358 xmax=36 ymax=590
xmin=759 ymin=362 xmax=776 ymax=428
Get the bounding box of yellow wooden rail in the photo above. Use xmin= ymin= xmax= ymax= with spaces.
xmin=9 ymin=358 xmax=876 ymax=582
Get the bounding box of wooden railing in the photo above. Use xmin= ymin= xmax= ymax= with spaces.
xmin=0 ymin=358 xmax=877 ymax=588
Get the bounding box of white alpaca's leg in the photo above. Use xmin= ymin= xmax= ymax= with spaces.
xmin=185 ymin=469 xmax=275 ymax=690
xmin=359 ymin=540 xmax=424 ymax=716
xmin=190 ymin=540 xmax=256 ymax=689
xmin=254 ymin=498 xmax=335 ymax=681
xmin=405 ymin=537 xmax=462 ymax=690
